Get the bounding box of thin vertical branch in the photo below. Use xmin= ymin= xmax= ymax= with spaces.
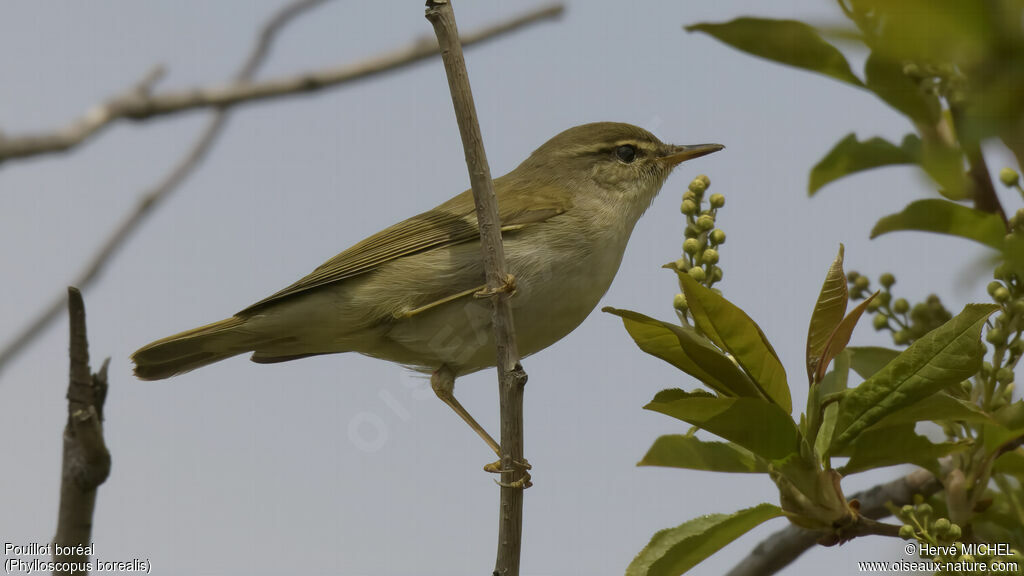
xmin=54 ymin=287 xmax=111 ymax=575
xmin=424 ymin=2 xmax=528 ymax=575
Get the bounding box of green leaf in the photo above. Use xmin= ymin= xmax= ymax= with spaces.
xmin=868 ymin=392 xmax=993 ymax=428
xmin=847 ymin=346 xmax=900 ymax=380
xmin=638 ymin=435 xmax=769 ymax=473
xmin=626 ymin=503 xmax=783 ymax=576
xmin=806 ymin=245 xmax=848 ymax=383
xmin=814 ymin=292 xmax=877 ymax=384
xmin=808 ymin=133 xmax=921 ymax=195
xmin=864 ymin=51 xmax=941 ymax=124
xmin=685 ymin=18 xmax=863 ymax=87
xmin=830 ymin=303 xmax=998 ymax=453
xmin=646 ymin=390 xmax=800 ymax=460
xmin=604 ymin=307 xmax=762 ymax=398
xmin=836 ymin=424 xmax=967 ymax=476
xmin=679 ymin=273 xmax=791 ymax=412
xmin=871 ymin=199 xmax=1007 ymax=250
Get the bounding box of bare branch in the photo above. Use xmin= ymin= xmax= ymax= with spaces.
xmin=424 ymin=1 xmax=529 ymax=574
xmin=54 ymin=287 xmax=111 ymax=575
xmin=0 ymin=3 xmax=564 ymax=164
xmin=725 ymin=468 xmax=942 ymax=576
xmin=0 ymin=2 xmax=564 ymax=376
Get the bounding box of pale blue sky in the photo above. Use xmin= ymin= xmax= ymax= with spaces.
xmin=0 ymin=1 xmax=1015 ymax=575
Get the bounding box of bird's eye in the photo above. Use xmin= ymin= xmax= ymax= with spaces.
xmin=615 ymin=144 xmax=637 ymax=163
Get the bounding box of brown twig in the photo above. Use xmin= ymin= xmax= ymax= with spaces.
xmin=725 ymin=468 xmax=941 ymax=576
xmin=0 ymin=2 xmax=563 ymax=377
xmin=54 ymin=287 xmax=111 ymax=575
xmin=0 ymin=3 xmax=563 ymax=164
xmin=424 ymin=1 xmax=528 ymax=575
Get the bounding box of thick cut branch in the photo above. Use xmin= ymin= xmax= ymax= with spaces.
xmin=54 ymin=288 xmax=111 ymax=576
xmin=0 ymin=1 xmax=564 ymax=377
xmin=0 ymin=3 xmax=563 ymax=164
xmin=726 ymin=468 xmax=941 ymax=576
xmin=424 ymin=2 xmax=528 ymax=575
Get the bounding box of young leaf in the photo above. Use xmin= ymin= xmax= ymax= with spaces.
xmin=806 ymin=245 xmax=848 ymax=384
xmin=813 ymin=292 xmax=877 ymax=384
xmin=626 ymin=503 xmax=783 ymax=576
xmin=646 ymin=391 xmax=800 ymax=461
xmin=829 ymin=304 xmax=998 ymax=453
xmin=836 ymin=424 xmax=967 ymax=476
xmin=685 ymin=18 xmax=863 ymax=87
xmin=871 ymin=199 xmax=1006 ymax=250
xmin=638 ymin=435 xmax=769 ymax=473
xmin=679 ymin=273 xmax=791 ymax=412
xmin=847 ymin=346 xmax=900 ymax=379
xmin=808 ymin=133 xmax=921 ymax=195
xmin=813 ymin=351 xmax=850 ymax=460
xmin=604 ymin=307 xmax=762 ymax=398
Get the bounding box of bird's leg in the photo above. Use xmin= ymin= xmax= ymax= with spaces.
xmin=431 ymin=365 xmax=501 ymax=456
xmin=431 ymin=365 xmax=532 ymax=487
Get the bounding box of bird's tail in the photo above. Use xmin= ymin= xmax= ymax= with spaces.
xmin=132 ymin=316 xmax=255 ymax=380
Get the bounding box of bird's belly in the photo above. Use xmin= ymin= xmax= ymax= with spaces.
xmin=381 ymin=232 xmax=625 ymax=375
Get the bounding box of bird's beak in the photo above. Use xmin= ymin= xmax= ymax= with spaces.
xmin=659 ymin=143 xmax=725 ymax=167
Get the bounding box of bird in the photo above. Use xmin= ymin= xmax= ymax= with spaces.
xmin=132 ymin=121 xmax=722 ymax=456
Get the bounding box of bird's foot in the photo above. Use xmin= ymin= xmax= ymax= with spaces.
xmin=484 ymin=457 xmax=532 ymax=489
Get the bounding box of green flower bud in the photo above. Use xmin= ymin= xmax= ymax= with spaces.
xmin=994 ymin=286 xmax=1011 ymax=303
xmin=987 ymin=327 xmax=1007 ymax=345
xmin=997 ymin=367 xmax=1014 ymax=384
xmin=880 ymin=272 xmax=895 ymax=288
xmin=681 ymin=200 xmax=698 ymax=215
xmin=917 ymin=503 xmax=932 ymax=520
xmin=709 ymin=193 xmax=725 ymax=208
xmin=854 ymin=276 xmax=870 ymax=291
xmin=711 ymin=266 xmax=723 ymax=282
xmin=947 ymin=523 xmax=961 ymax=540
xmin=933 ymin=518 xmax=951 ymax=534
xmin=995 ymin=262 xmax=1010 ymax=280
xmin=873 ymin=314 xmax=889 ymax=330
xmin=893 ymin=330 xmax=911 ymax=345
xmin=683 ymin=190 xmax=697 ymax=204
xmin=877 ymin=291 xmax=892 ymax=306
xmin=688 ymin=266 xmax=706 ymax=282
xmin=900 ymin=504 xmax=915 ymax=518
xmin=1000 ymin=167 xmax=1020 ymax=187
xmin=696 ymin=214 xmax=715 ymax=231
xmin=710 ymin=228 xmax=726 ymax=245
xmin=867 ymin=298 xmax=882 ymax=312
xmin=893 ymin=298 xmax=910 ymax=314
xmin=899 ymin=524 xmax=916 ymax=539
xmin=982 ymin=361 xmax=993 ymax=375
xmin=847 ymin=270 xmax=861 ymax=283
xmin=685 ymin=225 xmax=701 ymax=239
xmin=683 ymin=238 xmax=701 ymax=255
xmin=1010 ymin=338 xmax=1024 ymax=355
xmin=688 ymin=177 xmax=708 ymax=194
xmin=673 ymin=293 xmax=687 ymax=310
xmin=988 ymin=281 xmax=1004 ymax=297
xmin=702 ymin=248 xmax=719 ymax=265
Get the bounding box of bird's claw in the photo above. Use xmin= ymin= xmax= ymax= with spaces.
xmin=474 ymin=274 xmax=517 ymax=298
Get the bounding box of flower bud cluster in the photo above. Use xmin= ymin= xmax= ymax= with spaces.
xmin=674 ymin=175 xmax=726 ymax=314
xmin=848 ymin=271 xmax=950 ymax=347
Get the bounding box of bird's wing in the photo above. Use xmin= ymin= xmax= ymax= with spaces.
xmin=239 ymin=180 xmax=572 ymax=314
